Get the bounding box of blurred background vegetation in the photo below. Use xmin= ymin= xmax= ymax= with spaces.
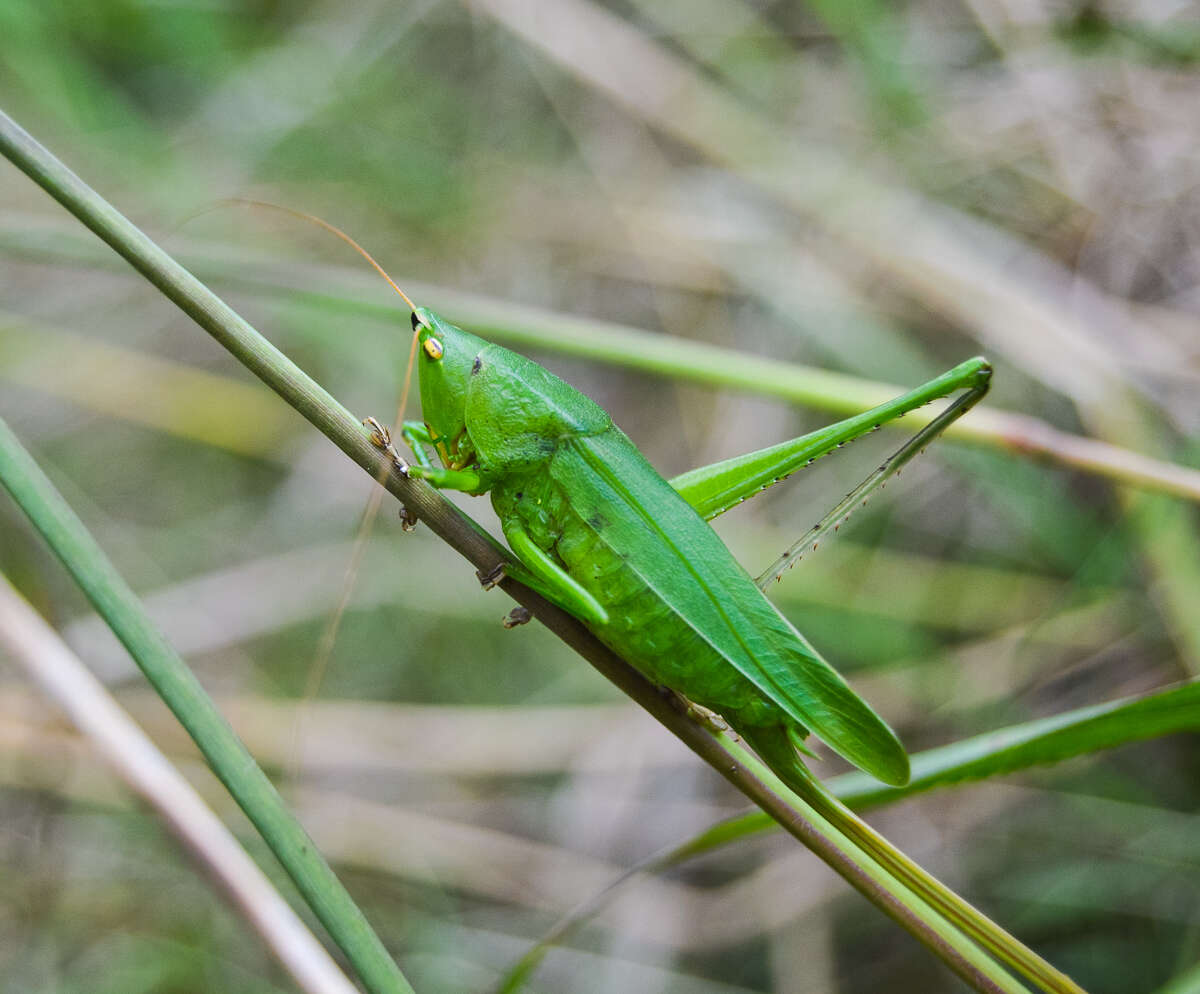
xmin=1 ymin=1 xmax=1199 ymax=991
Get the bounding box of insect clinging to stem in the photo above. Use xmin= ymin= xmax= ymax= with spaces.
xmin=264 ymin=202 xmax=992 ymax=792
xmin=388 ymin=306 xmax=990 ymax=790
xmin=208 ymin=199 xmax=1032 ymax=988
xmin=283 ymin=226 xmax=991 ymax=795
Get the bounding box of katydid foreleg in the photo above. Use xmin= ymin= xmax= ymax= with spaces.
xmin=397 ymin=422 xmax=439 ymax=470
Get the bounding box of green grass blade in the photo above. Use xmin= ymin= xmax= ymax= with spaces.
xmin=802 ymin=0 xmax=928 ymax=127
xmin=690 ymin=676 xmax=1200 ymax=849
xmin=507 ymin=678 xmax=1200 ymax=986
xmin=0 ymin=415 xmax=416 ymax=994
xmin=777 ymin=675 xmax=1200 ymax=844
xmin=834 ymin=676 xmax=1200 ymax=809
xmin=701 ymin=731 xmax=1034 ymax=994
xmin=1155 ymin=960 xmax=1200 ymax=994
xmin=787 ymin=768 xmax=1084 ymax=994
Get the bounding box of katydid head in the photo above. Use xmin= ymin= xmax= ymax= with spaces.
xmin=217 ymin=201 xmax=494 ymax=472
xmin=411 ymin=306 xmax=490 ymax=469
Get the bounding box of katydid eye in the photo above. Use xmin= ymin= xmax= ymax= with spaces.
xmin=423 ymin=337 xmax=444 ymax=360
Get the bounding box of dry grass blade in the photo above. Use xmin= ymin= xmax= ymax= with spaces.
xmin=0 ymin=575 xmax=360 ymax=994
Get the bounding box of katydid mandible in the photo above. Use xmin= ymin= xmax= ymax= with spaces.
xmin=379 ymin=306 xmax=992 ymax=789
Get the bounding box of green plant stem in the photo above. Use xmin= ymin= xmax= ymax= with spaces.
xmin=0 ymin=415 xmax=414 ymax=994
xmin=0 ymin=106 xmax=1031 ymax=993
xmin=500 ymin=678 xmax=1200 ymax=990
xmin=649 ymin=676 xmax=1200 ymax=861
xmin=789 ymin=769 xmax=1084 ymax=994
xmin=714 ymin=733 xmax=1030 ymax=994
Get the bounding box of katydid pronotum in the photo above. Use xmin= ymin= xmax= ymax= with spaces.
xmin=366 ymin=303 xmax=990 ymax=791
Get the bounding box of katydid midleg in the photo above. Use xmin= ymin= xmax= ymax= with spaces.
xmin=385 ymin=305 xmax=992 ymax=790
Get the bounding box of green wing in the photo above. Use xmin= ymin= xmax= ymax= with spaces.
xmin=550 ymin=428 xmax=910 ymax=787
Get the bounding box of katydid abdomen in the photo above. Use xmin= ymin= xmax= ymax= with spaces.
xmin=487 ymin=420 xmax=908 ymax=786
xmin=490 ymin=447 xmax=780 ymax=728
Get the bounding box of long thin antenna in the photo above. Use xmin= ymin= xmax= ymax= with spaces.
xmin=214 ymin=198 xmax=424 ymax=778
xmin=291 ymin=326 xmax=421 ymax=767
xmin=224 ymin=198 xmax=417 ymax=312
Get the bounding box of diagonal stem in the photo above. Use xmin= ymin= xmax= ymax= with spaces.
xmin=0 ymin=415 xmax=416 ymax=994
xmin=0 ymin=106 xmax=1045 ymax=994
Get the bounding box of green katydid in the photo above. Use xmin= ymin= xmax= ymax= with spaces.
xmin=373 ymin=305 xmax=991 ymax=790
xmin=356 ymin=302 xmax=1077 ymax=993
xmin=268 ymin=213 xmax=1049 ymax=989
xmin=257 ymin=200 xmax=991 ymax=791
